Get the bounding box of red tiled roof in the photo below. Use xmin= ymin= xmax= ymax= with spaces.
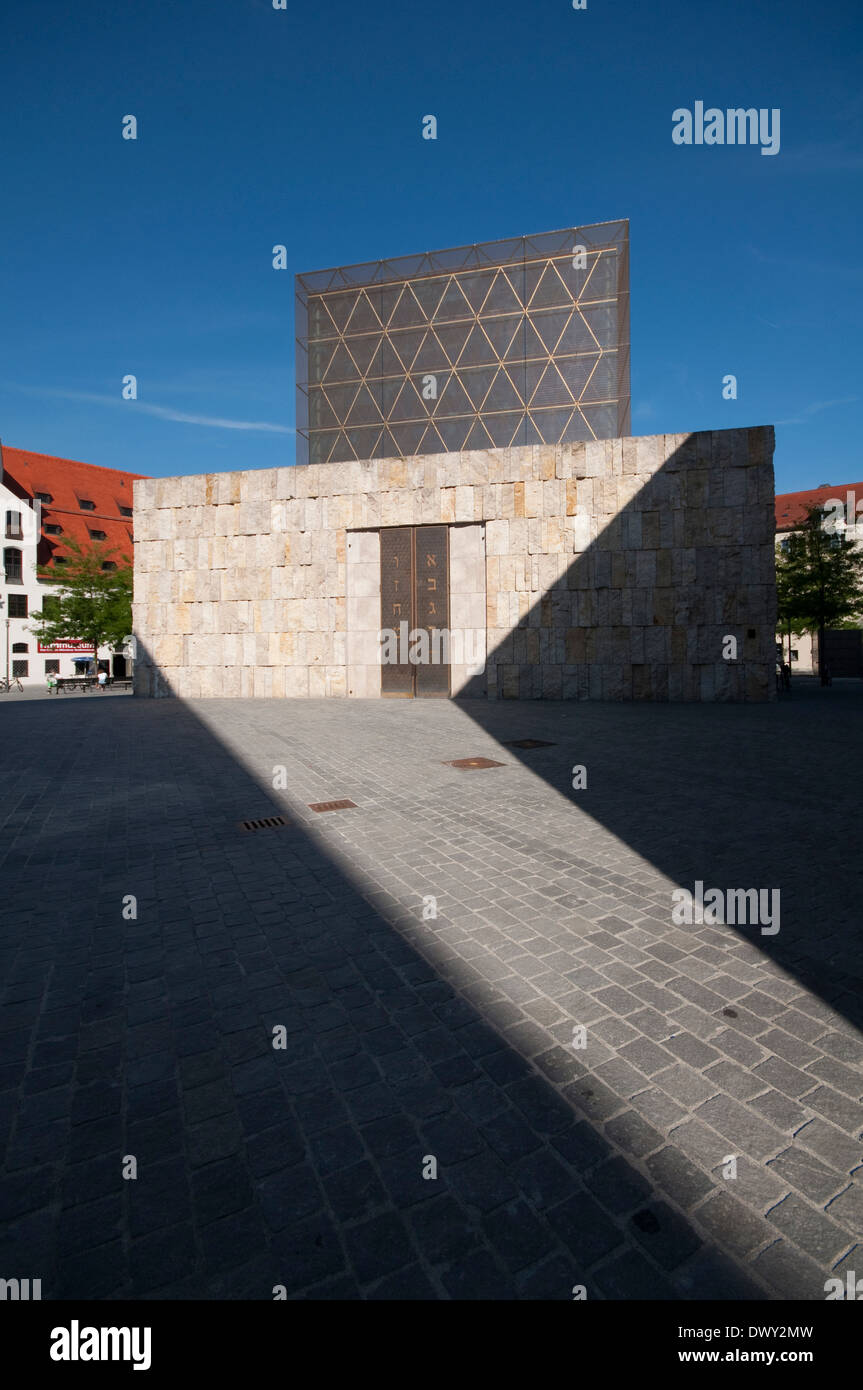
xmin=0 ymin=445 xmax=146 ymax=570
xmin=775 ymin=481 xmax=863 ymax=531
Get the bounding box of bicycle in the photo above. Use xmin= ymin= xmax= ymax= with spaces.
xmin=0 ymin=676 xmax=24 ymax=693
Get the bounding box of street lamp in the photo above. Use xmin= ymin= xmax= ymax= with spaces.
xmin=0 ymin=594 xmax=8 ymax=684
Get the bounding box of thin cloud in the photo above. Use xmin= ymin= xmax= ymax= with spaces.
xmin=746 ymin=242 xmax=863 ymax=286
xmin=144 ymin=366 xmax=292 ymax=401
xmin=3 ymin=383 xmax=294 ymax=434
xmin=779 ymin=140 xmax=863 ymax=171
xmin=776 ymin=396 xmax=858 ymax=427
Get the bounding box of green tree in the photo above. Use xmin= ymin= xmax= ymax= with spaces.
xmin=775 ymin=505 xmax=863 ymax=683
xmin=31 ymin=537 xmax=132 ymax=672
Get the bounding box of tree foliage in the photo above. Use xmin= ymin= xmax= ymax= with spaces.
xmin=775 ymin=505 xmax=863 ymax=672
xmin=30 ymin=537 xmax=132 ymax=659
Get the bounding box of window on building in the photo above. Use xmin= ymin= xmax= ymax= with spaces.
xmin=12 ymin=660 xmax=28 ymax=678
xmin=54 ymin=555 xmax=67 ymax=565
xmin=5 ymin=510 xmax=22 ymax=539
xmin=119 ymin=505 xmax=133 ymax=517
xmin=41 ymin=595 xmax=60 ymax=619
xmin=89 ymin=529 xmax=107 ymax=541
xmin=44 ymin=523 xmax=63 ymax=535
xmin=35 ymin=492 xmax=52 ymax=503
xmin=3 ymin=547 xmax=22 ymax=582
xmin=78 ymin=498 xmax=95 ymax=511
xmin=8 ymin=594 xmax=27 ymax=618
xmin=12 ymin=642 xmax=28 ymax=653
xmin=44 ymin=659 xmax=60 ymax=674
xmin=101 ymin=561 xmax=117 ymax=571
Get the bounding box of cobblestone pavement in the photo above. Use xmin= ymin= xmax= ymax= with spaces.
xmin=3 ymin=686 xmax=132 ymax=702
xmin=1 ymin=680 xmax=861 ymax=1300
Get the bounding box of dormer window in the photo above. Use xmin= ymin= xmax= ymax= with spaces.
xmin=44 ymin=523 xmax=63 ymax=535
xmin=78 ymin=498 xmax=95 ymax=511
xmin=35 ymin=492 xmax=52 ymax=503
xmin=101 ymin=561 xmax=117 ymax=571
xmin=119 ymin=505 xmax=133 ymax=517
xmin=89 ymin=529 xmax=107 ymax=541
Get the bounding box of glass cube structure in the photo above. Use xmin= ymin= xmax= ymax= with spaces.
xmin=295 ymin=222 xmax=630 ymax=466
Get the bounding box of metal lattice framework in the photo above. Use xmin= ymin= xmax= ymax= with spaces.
xmin=295 ymin=222 xmax=630 ymax=466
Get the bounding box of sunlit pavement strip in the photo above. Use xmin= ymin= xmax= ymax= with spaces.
xmin=0 ymin=685 xmax=861 ymax=1300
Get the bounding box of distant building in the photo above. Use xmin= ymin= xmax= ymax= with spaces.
xmin=775 ymin=480 xmax=863 ymax=674
xmin=0 ymin=445 xmax=144 ymax=686
xmin=295 ymin=222 xmax=630 ymax=466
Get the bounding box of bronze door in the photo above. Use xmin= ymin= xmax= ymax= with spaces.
xmin=380 ymin=525 xmax=450 ymax=697
xmin=379 ymin=526 xmax=413 ymax=696
xmin=414 ymin=525 xmax=449 ymax=696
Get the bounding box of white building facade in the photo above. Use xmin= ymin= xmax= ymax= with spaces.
xmin=1 ymin=451 xmax=138 ymax=688
xmin=775 ymin=481 xmax=863 ymax=675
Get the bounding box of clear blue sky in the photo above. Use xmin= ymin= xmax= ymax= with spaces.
xmin=1 ymin=0 xmax=860 ymax=492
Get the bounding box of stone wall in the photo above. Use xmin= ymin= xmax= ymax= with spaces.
xmin=132 ymin=426 xmax=777 ymax=701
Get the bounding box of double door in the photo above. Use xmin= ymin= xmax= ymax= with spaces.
xmin=380 ymin=525 xmax=449 ymax=696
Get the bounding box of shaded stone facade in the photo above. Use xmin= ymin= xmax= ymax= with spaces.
xmin=132 ymin=426 xmax=776 ymax=701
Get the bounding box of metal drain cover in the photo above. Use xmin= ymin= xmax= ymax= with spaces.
xmin=308 ymin=799 xmax=358 ymax=813
xmin=240 ymin=816 xmax=289 ymax=832
xmin=504 ymin=739 xmax=556 ymax=749
xmin=443 ymin=757 xmax=506 ymax=770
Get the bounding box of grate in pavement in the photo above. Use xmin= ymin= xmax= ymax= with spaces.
xmin=444 ymin=757 xmax=506 ymax=770
xmin=504 ymin=739 xmax=556 ymax=749
xmin=240 ymin=816 xmax=289 ymax=831
xmin=308 ymin=799 xmax=358 ymax=812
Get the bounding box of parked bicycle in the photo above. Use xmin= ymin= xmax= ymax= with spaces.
xmin=0 ymin=675 xmax=24 ymax=693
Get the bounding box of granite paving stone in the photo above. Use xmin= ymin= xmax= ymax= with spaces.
xmin=1 ymin=689 xmax=861 ymax=1299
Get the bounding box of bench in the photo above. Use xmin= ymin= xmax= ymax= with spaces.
xmin=55 ymin=677 xmax=96 ymax=692
xmin=52 ymin=676 xmax=132 ymax=693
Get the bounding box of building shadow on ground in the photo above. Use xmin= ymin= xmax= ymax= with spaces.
xmin=0 ymin=682 xmax=795 ymax=1303
xmin=457 ymin=681 xmax=863 ymax=1038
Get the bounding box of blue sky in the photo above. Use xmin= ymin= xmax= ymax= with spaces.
xmin=1 ymin=0 xmax=860 ymax=492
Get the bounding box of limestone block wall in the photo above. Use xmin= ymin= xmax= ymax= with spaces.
xmin=132 ymin=426 xmax=777 ymax=701
xmin=346 ymin=530 xmax=380 ymax=698
xmin=449 ymin=523 xmax=487 ymax=697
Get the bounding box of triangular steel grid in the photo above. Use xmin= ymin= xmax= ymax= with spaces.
xmin=296 ymin=226 xmax=629 ymax=463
